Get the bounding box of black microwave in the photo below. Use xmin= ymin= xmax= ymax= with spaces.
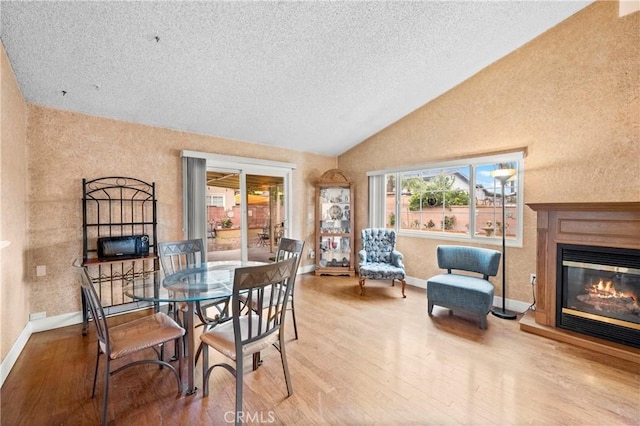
xmin=97 ymin=235 xmax=149 ymax=260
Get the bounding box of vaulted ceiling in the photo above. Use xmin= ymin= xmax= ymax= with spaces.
xmin=0 ymin=1 xmax=592 ymax=156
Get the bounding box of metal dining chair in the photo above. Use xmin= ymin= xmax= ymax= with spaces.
xmin=73 ymin=261 xmax=184 ymax=426
xmin=200 ymin=257 xmax=297 ymax=426
xmin=239 ymin=237 xmax=304 ymax=340
xmin=270 ymin=237 xmax=305 ymax=339
xmin=158 ymin=239 xmax=231 ymax=331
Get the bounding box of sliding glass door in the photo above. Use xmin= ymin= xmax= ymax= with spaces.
xmin=204 ymin=167 xmax=242 ymax=261
xmin=182 ymin=151 xmax=294 ymax=263
xmin=206 ymin=171 xmax=284 ymax=262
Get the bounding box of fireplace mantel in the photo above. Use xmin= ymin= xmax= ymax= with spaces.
xmin=522 ymin=202 xmax=640 ymax=363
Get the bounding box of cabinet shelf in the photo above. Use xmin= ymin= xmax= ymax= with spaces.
xmin=82 ymin=254 xmax=157 ymax=266
xmin=319 ymin=233 xmax=350 ymax=239
xmin=315 ymin=169 xmax=354 ymax=277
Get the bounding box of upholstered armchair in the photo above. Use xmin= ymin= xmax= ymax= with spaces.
xmin=426 ymin=245 xmax=501 ymax=329
xmin=358 ymin=228 xmax=406 ymax=297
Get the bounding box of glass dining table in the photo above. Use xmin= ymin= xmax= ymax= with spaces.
xmin=123 ymin=260 xmax=265 ymax=395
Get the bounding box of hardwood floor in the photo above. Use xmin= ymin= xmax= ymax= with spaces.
xmin=3 ymin=274 xmax=639 ymax=425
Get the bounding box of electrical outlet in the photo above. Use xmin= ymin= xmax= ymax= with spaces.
xmin=530 ymin=273 xmax=537 ymax=285
xmin=36 ymin=265 xmax=46 ymax=277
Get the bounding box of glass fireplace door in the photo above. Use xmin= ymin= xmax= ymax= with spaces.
xmin=557 ymin=244 xmax=640 ymax=348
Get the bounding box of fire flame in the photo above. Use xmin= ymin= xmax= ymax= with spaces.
xmin=589 ymin=279 xmax=638 ymax=308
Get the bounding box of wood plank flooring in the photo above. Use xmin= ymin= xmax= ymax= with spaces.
xmin=2 ymin=274 xmax=639 ymax=425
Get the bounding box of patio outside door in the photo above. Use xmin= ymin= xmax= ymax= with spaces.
xmin=181 ymin=150 xmax=294 ymax=264
xmin=205 ymin=170 xmax=285 ymax=263
xmin=244 ymin=174 xmax=285 ymax=262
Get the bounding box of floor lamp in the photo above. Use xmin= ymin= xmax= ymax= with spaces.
xmin=490 ymin=168 xmax=518 ymax=320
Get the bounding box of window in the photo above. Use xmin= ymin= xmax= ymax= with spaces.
xmin=369 ymin=151 xmax=524 ymax=247
xmin=206 ymin=194 xmax=225 ymax=207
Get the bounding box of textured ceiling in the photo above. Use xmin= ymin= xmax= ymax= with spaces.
xmin=0 ymin=1 xmax=592 ymax=156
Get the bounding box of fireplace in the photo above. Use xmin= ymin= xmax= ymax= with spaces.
xmin=557 ymin=244 xmax=640 ymax=348
xmin=524 ymin=202 xmax=640 ymax=363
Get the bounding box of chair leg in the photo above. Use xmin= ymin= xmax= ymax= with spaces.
xmin=279 ymin=331 xmax=293 ymax=397
xmin=202 ymin=344 xmax=210 ymax=397
xmin=252 ymin=350 xmax=265 ymax=370
xmin=359 ymin=278 xmax=365 ymax=295
xmin=428 ymin=300 xmax=434 ymax=315
xmin=235 ymin=355 xmax=243 ymax=426
xmin=290 ymin=300 xmax=298 ymax=340
xmin=173 ymin=340 xmax=180 ymax=362
xmin=102 ymin=357 xmax=110 ymax=426
xmin=172 ymin=304 xmax=184 ymax=361
xmin=479 ymin=316 xmax=488 ymax=330
xmin=194 ymin=341 xmax=205 ymax=365
xmin=176 ymin=336 xmax=184 ymax=393
xmin=400 ymin=279 xmax=407 ymax=298
xmin=92 ymin=346 xmax=100 ymax=398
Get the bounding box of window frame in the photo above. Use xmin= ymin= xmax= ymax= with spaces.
xmin=367 ymin=151 xmax=525 ymax=248
xmin=206 ymin=194 xmax=225 ymax=207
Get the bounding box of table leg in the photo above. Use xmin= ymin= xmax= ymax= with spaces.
xmin=183 ymin=301 xmax=197 ymax=395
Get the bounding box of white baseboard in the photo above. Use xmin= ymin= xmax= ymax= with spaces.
xmin=1 ymin=321 xmax=32 ymax=388
xmin=406 ymin=275 xmax=427 ymax=289
xmin=0 ymin=311 xmax=84 ymax=388
xmin=29 ymin=312 xmax=84 ymax=333
xmin=299 ymin=264 xmax=315 ymax=275
xmin=405 ymin=275 xmax=532 ymax=313
xmin=491 ymin=297 xmax=532 ymax=314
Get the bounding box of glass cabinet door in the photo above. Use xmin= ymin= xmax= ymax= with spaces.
xmin=315 ymin=169 xmax=354 ymax=276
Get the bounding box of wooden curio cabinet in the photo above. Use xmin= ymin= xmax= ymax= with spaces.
xmin=315 ymin=169 xmax=355 ymax=276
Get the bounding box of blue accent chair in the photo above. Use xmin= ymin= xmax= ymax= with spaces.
xmin=427 ymin=245 xmax=501 ymax=329
xmin=358 ymin=228 xmax=406 ymax=298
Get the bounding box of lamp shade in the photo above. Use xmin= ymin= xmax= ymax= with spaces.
xmin=490 ymin=168 xmax=516 ymax=184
